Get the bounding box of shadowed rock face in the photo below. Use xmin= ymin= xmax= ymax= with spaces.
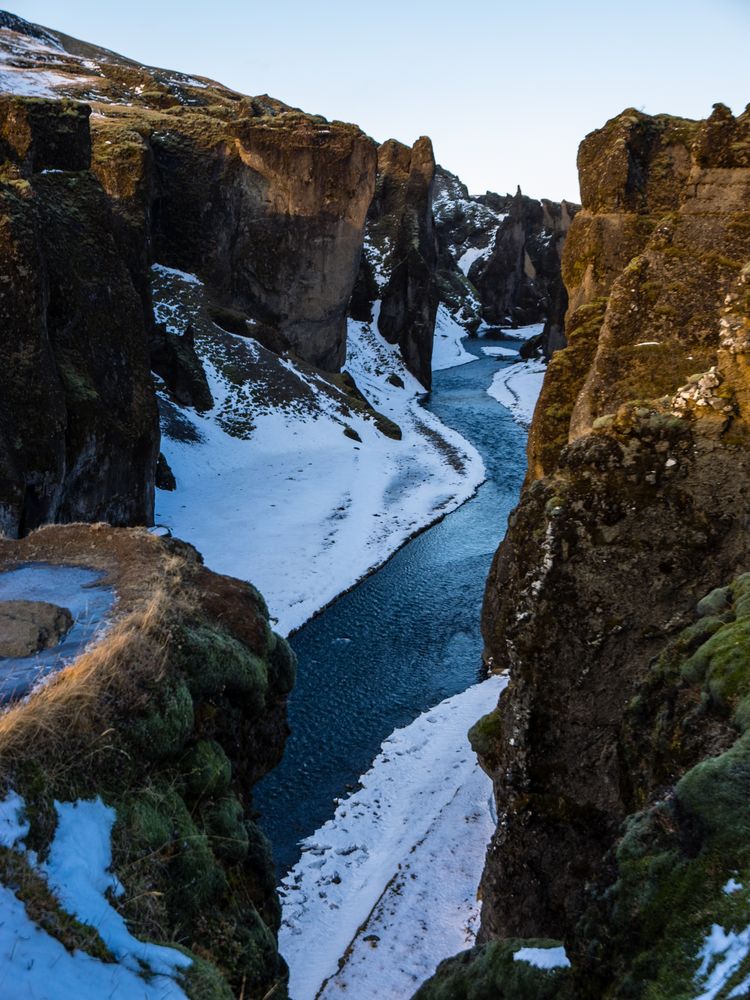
xmin=0 ymin=97 xmax=159 ymax=537
xmin=455 ymin=104 xmax=750 ymax=996
xmin=354 ymin=136 xmax=439 ymax=388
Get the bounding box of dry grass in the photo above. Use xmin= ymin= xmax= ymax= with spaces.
xmin=0 ymin=523 xmax=196 ymax=773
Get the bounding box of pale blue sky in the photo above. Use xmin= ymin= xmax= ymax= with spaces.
xmin=8 ymin=0 xmax=750 ymax=202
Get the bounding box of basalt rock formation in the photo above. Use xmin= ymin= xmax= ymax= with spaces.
xmin=352 ymin=136 xmax=439 ymax=388
xmin=0 ymin=523 xmax=296 ymax=998
xmin=432 ymin=165 xmax=578 ymax=354
xmin=0 ymin=95 xmax=159 ymax=537
xmin=418 ymin=103 xmax=750 ymax=997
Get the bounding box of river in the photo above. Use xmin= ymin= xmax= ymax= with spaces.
xmin=255 ymin=336 xmax=529 ymax=874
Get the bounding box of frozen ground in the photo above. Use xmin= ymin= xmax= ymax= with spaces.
xmin=0 ymin=792 xmax=190 ymax=1000
xmin=487 ymin=359 xmax=546 ymax=427
xmin=279 ymin=675 xmax=507 ymax=1000
xmin=0 ymin=564 xmax=114 ymax=702
xmin=153 ymin=268 xmax=484 ymax=635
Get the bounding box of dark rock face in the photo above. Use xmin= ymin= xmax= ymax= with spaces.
xmin=148 ymin=113 xmax=376 ymax=371
xmin=432 ymin=166 xmax=578 ymax=355
xmin=355 ymin=137 xmax=439 ymax=389
xmin=448 ymin=104 xmax=750 ymax=997
xmin=150 ymin=322 xmax=214 ymax=412
xmin=0 ymin=97 xmax=159 ymax=537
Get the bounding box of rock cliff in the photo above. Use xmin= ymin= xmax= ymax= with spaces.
xmin=0 ymin=523 xmax=296 ymax=998
xmin=418 ymin=103 xmax=750 ymax=997
xmin=432 ymin=166 xmax=578 ymax=353
xmin=0 ymin=11 xmax=378 ymax=537
xmin=352 ymin=136 xmax=439 ymax=388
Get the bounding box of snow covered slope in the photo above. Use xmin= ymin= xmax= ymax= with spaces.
xmin=279 ymin=675 xmax=507 ymax=1000
xmin=153 ymin=267 xmax=483 ymax=635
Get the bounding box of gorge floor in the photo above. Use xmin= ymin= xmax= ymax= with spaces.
xmin=254 ymin=335 xmax=536 ymax=997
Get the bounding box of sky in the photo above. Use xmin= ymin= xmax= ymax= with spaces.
xmin=7 ymin=0 xmax=750 ymax=202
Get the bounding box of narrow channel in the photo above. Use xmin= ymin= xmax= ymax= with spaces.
xmin=255 ymin=337 xmax=529 ymax=873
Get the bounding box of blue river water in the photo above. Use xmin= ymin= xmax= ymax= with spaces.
xmin=255 ymin=337 xmax=529 ymax=874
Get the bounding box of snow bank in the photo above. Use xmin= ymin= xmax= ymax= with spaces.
xmin=153 ymin=270 xmax=484 ymax=635
xmin=432 ymin=304 xmax=477 ymax=371
xmin=487 ymin=360 xmax=546 ymax=427
xmin=0 ymin=793 xmax=190 ymax=1000
xmin=279 ymin=674 xmax=506 ymax=999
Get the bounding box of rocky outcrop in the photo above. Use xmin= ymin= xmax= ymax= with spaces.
xmin=353 ymin=137 xmax=439 ymax=388
xmin=416 ymin=103 xmax=750 ymax=998
xmin=0 ymin=96 xmax=160 ymax=538
xmin=0 ymin=523 xmax=296 ymax=998
xmin=432 ymin=166 xmax=578 ymax=354
xmin=0 ymin=599 xmax=72 ymax=657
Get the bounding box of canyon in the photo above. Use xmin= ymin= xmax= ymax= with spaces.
xmin=0 ymin=7 xmax=748 ymax=1000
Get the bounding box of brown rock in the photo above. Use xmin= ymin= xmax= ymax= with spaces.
xmin=0 ymin=599 xmax=73 ymax=657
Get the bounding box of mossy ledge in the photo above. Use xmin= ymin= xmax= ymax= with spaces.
xmin=0 ymin=523 xmax=296 ymax=999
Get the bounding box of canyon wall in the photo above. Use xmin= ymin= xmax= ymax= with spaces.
xmin=351 ymin=135 xmax=439 ymax=388
xmin=418 ymin=103 xmax=750 ymax=997
xmin=432 ymin=165 xmax=578 ymax=354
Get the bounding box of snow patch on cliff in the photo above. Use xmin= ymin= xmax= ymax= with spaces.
xmin=279 ymin=674 xmax=506 ymax=999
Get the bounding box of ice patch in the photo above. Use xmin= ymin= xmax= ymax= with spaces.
xmin=481 ymin=346 xmax=519 ymax=358
xmin=694 ymin=923 xmax=750 ymax=1000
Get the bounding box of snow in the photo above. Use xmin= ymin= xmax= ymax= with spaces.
xmin=153 ymin=270 xmax=484 ymax=635
xmin=0 ymin=790 xmax=29 ymax=848
xmin=514 ymin=945 xmax=571 ymax=970
xmin=481 ymin=346 xmax=519 ymax=358
xmin=0 ymin=793 xmax=190 ymax=1000
xmin=458 ymin=243 xmax=492 ymax=277
xmin=44 ymin=799 xmax=192 ymax=980
xmin=694 ymin=923 xmax=750 ymax=1000
xmin=279 ymin=674 xmax=506 ymax=999
xmin=495 ymin=322 xmax=546 ymax=341
xmin=0 ymin=564 xmax=115 ymax=703
xmin=432 ymin=304 xmax=478 ymax=371
xmin=487 ymin=360 xmax=546 ymax=427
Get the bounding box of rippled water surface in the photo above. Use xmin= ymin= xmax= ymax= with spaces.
xmin=255 ymin=339 xmax=528 ymax=873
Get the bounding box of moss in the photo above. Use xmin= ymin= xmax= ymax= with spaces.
xmin=180 ymin=956 xmax=235 ymax=1000
xmin=468 ymin=708 xmax=504 ymax=770
xmin=413 ymin=939 xmax=572 ymax=1000
xmin=181 ymin=740 xmax=232 ymax=800
xmin=178 ymin=623 xmax=269 ymax=714
xmin=267 ymin=633 xmax=297 ymax=696
xmin=125 ymin=679 xmax=195 ymax=762
xmin=201 ymin=795 xmax=248 ymax=864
